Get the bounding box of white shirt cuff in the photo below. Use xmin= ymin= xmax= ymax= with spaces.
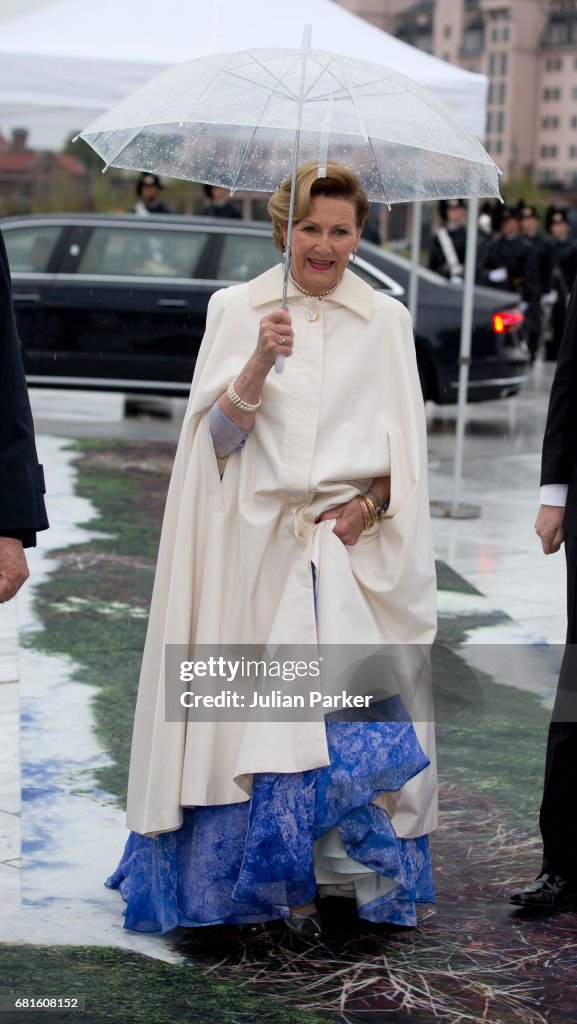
xmin=540 ymin=484 xmax=568 ymax=507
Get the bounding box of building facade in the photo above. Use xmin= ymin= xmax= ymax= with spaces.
xmin=337 ymin=0 xmax=577 ymax=190
xmin=0 ymin=128 xmax=89 ymax=215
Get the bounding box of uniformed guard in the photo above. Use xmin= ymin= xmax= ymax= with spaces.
xmin=477 ymin=204 xmax=540 ymax=359
xmin=428 ymin=198 xmax=467 ymax=283
xmin=545 ymin=207 xmax=577 ymax=360
xmin=130 ymin=173 xmax=173 ymax=215
xmin=519 ymin=202 xmax=554 ymax=360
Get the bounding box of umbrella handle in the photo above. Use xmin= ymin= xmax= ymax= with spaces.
xmin=276 ymin=239 xmax=293 ymax=372
xmin=274 ymin=27 xmax=310 ymax=375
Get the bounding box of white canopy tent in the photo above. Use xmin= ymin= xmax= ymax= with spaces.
xmin=0 ymin=0 xmax=493 ymax=513
xmin=0 ymin=0 xmax=486 ymax=140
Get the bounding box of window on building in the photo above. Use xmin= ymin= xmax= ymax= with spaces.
xmin=540 ymin=145 xmax=558 ymax=159
xmin=499 ymin=82 xmax=506 ymax=104
xmin=491 ymin=27 xmax=498 ymax=42
xmin=503 ymin=27 xmax=509 ymax=42
xmin=462 ymin=16 xmax=484 ymax=55
xmin=495 ymin=140 xmax=503 ymax=155
xmin=570 ymin=145 xmax=577 ymax=159
xmin=545 ymin=57 xmax=563 ymax=71
xmin=500 ymin=53 xmax=508 ymax=75
xmin=485 ymin=139 xmax=492 ymax=154
xmin=489 ymin=53 xmax=496 ymax=75
xmin=542 ymin=115 xmax=560 ymax=129
xmin=443 ymin=24 xmax=452 ymax=38
xmin=573 ymin=86 xmax=577 ymax=100
xmin=486 ymin=111 xmax=493 ymax=133
xmin=543 ymin=87 xmax=562 ymax=100
xmin=487 ymin=82 xmax=494 ymax=104
xmin=497 ymin=111 xmax=504 ymax=133
xmin=571 ymin=116 xmax=577 ymax=129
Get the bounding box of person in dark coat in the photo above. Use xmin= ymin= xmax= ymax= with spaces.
xmin=0 ymin=229 xmax=48 ymax=602
xmin=477 ymin=205 xmax=540 ymax=358
xmin=428 ymin=198 xmax=467 ymax=282
xmin=519 ymin=203 xmax=554 ymax=361
xmin=198 ymin=184 xmax=242 ymax=219
xmin=545 ymin=207 xmax=577 ymax=362
xmin=510 ymin=279 xmax=577 ymax=912
xmin=130 ymin=173 xmax=173 ymax=215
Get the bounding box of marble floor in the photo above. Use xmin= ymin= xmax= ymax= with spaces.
xmin=0 ymin=361 xmax=566 ymax=958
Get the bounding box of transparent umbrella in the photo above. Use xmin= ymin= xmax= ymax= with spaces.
xmin=78 ymin=38 xmax=500 ymax=369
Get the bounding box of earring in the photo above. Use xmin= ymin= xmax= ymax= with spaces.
xmin=352 ymin=251 xmax=357 ymax=263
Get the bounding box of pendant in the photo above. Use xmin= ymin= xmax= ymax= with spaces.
xmin=306 ymin=307 xmax=320 ymax=323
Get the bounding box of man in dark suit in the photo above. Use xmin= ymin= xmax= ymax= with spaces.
xmin=0 ymin=229 xmax=48 ymax=602
xmin=510 ymin=279 xmax=577 ymax=911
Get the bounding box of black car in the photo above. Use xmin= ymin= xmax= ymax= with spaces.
xmin=1 ymin=213 xmax=529 ymax=403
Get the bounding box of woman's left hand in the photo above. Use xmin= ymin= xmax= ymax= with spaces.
xmin=315 ymin=498 xmax=366 ymax=546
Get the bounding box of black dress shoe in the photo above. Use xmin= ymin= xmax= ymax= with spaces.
xmin=509 ymin=873 xmax=577 ymax=912
xmin=284 ymin=910 xmax=322 ymax=939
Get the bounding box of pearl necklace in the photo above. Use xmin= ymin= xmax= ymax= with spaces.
xmin=289 ymin=272 xmax=342 ymax=299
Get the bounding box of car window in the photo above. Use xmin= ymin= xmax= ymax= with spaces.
xmin=4 ymin=225 xmax=61 ymax=272
xmin=350 ymin=260 xmax=403 ymax=296
xmin=77 ymin=227 xmax=208 ymax=278
xmin=350 ymin=263 xmax=385 ymax=289
xmin=217 ymin=233 xmax=279 ymax=282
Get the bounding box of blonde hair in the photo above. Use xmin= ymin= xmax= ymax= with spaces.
xmin=267 ymin=161 xmax=370 ymax=252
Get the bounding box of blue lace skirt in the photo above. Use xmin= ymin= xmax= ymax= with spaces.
xmin=106 ymin=695 xmax=435 ymax=932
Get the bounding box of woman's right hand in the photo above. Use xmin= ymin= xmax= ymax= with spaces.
xmin=254 ymin=309 xmax=294 ymax=370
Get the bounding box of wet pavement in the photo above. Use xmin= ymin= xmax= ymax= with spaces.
xmin=0 ymin=361 xmax=566 ymax=963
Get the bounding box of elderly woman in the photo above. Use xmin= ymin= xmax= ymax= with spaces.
xmin=107 ymin=162 xmax=437 ymax=938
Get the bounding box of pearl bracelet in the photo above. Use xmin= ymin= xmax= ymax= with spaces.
xmin=227 ymin=379 xmax=262 ymax=413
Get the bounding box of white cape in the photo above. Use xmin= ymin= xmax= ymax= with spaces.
xmin=126 ymin=265 xmax=437 ymax=839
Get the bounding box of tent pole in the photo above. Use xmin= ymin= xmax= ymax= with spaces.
xmin=451 ymin=196 xmax=480 ymax=515
xmin=408 ymin=201 xmax=422 ymax=328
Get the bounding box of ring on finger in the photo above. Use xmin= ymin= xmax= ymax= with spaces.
xmin=278 ymin=335 xmax=286 ymax=346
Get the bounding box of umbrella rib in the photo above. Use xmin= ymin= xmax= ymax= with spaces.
xmin=228 ymin=123 xmax=260 ymax=193
xmin=93 ymin=122 xmax=149 ymax=168
xmin=337 ymin=59 xmax=392 ymax=205
xmin=225 ymin=53 xmax=302 ymax=103
xmin=307 ymin=67 xmax=398 ymax=106
xmin=227 ymin=65 xmax=299 ymax=193
xmin=299 ymin=53 xmax=334 ymax=104
xmin=173 ymin=51 xmax=242 ymax=129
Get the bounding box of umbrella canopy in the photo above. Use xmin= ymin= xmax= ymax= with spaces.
xmin=79 ymin=47 xmax=500 ymax=206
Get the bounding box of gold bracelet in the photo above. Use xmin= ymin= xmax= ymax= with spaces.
xmin=355 ymin=494 xmax=377 ymax=530
xmin=365 ymin=490 xmax=381 ymax=514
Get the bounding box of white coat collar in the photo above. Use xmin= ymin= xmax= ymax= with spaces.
xmin=249 ymin=264 xmax=374 ymax=321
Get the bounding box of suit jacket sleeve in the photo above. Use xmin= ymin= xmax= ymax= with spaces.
xmin=0 ymin=230 xmax=48 ymax=546
xmin=541 ymin=279 xmax=577 ymax=488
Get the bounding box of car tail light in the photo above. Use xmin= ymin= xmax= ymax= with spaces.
xmin=493 ymin=309 xmax=524 ymax=334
